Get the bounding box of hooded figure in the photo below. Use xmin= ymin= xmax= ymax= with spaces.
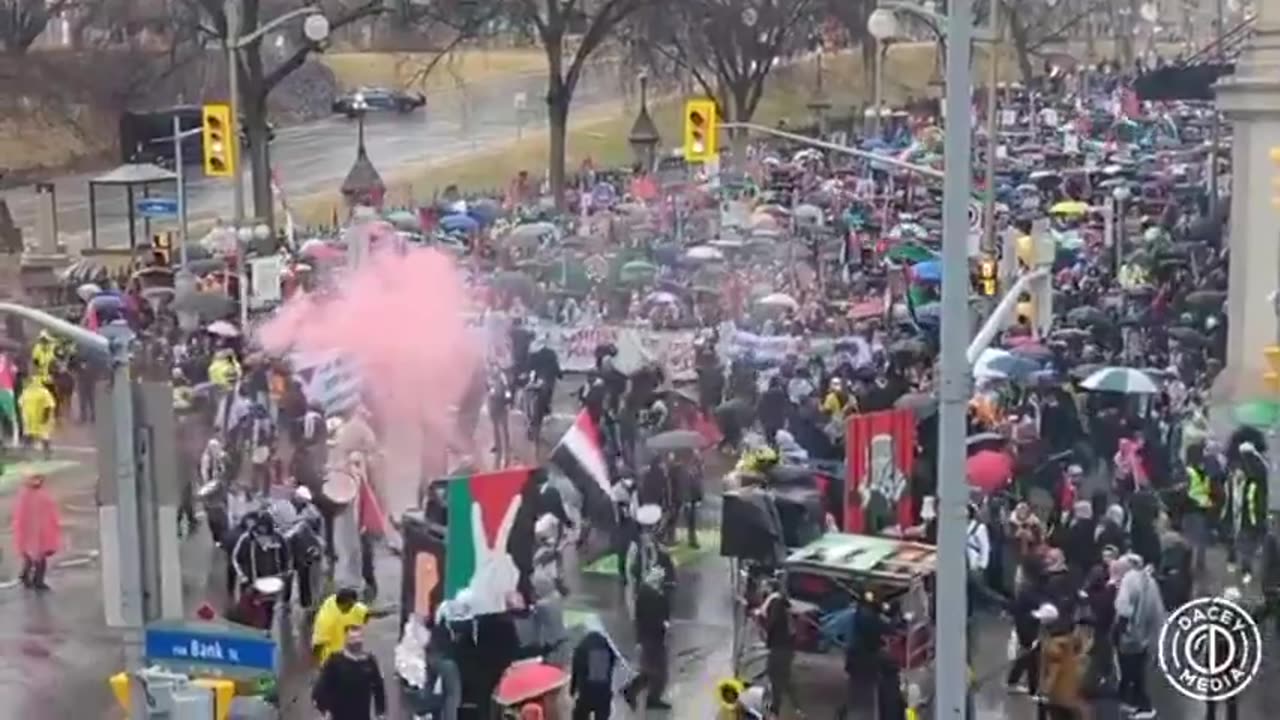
xmin=12 ymin=475 xmax=61 ymax=590
xmin=571 ymin=621 xmax=620 ymax=719
xmin=1061 ymin=500 xmax=1099 ymax=575
xmin=1113 ymin=553 xmax=1166 ymax=717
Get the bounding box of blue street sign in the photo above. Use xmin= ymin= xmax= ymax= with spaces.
xmin=136 ymin=197 xmax=179 ymax=219
xmin=143 ymin=621 xmax=277 ymax=676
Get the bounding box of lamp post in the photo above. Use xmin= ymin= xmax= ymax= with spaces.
xmin=1112 ymin=184 xmax=1131 ymax=278
xmin=225 ymin=3 xmax=330 ymax=233
xmin=627 ymin=73 xmax=661 ymax=171
xmin=867 ymin=9 xmax=898 ymax=139
xmin=351 ymin=92 xmax=370 ymax=151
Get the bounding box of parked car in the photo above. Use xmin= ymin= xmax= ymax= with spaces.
xmin=332 ymin=87 xmax=427 ymax=117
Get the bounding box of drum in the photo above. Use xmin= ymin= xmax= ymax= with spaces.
xmin=253 ymin=576 xmax=285 ymax=596
xmin=323 ymin=469 xmax=359 ymax=505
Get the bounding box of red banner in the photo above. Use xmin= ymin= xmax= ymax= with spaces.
xmin=845 ymin=409 xmax=917 ymax=534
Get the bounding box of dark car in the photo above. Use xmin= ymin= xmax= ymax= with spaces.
xmin=331 ymin=87 xmax=427 ymax=117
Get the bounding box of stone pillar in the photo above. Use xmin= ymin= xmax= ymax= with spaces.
xmin=1212 ymin=0 xmax=1280 ymax=412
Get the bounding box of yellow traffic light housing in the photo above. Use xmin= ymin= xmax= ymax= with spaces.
xmin=683 ymin=99 xmax=718 ymax=163
xmin=1270 ymin=147 xmax=1280 ymax=210
xmin=202 ymin=103 xmax=235 ymax=178
xmin=978 ymin=257 xmax=997 ymax=297
xmin=1265 ymin=345 xmax=1280 ymax=393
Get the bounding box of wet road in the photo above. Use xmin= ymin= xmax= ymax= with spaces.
xmin=2 ymin=413 xmax=1280 ymax=718
xmin=1 ymin=60 xmax=626 ymax=250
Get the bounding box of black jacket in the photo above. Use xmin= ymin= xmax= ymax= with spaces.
xmin=571 ymin=631 xmax=617 ymax=697
xmin=634 ymin=583 xmax=670 ymax=644
xmin=312 ymin=652 xmax=387 ymax=720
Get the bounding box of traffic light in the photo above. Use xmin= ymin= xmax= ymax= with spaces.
xmin=151 ymin=232 xmax=172 ymax=266
xmin=978 ymin=257 xmax=997 ymax=296
xmin=201 ymin=103 xmax=235 ymax=178
xmin=1264 ymin=345 xmax=1280 ymax=393
xmin=683 ymin=98 xmax=718 ymax=163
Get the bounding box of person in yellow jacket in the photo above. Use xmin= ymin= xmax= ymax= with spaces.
xmin=19 ymin=379 xmax=57 ymax=459
xmin=311 ymin=587 xmax=369 ymax=665
xmin=28 ymin=332 xmax=57 ymax=384
xmin=1183 ymin=444 xmax=1214 ymax=576
xmin=207 ymin=349 xmax=241 ymax=390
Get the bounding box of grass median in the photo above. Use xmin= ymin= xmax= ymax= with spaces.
xmin=320 ymin=48 xmax=548 ymax=93
xmin=293 ymin=43 xmax=959 ymax=225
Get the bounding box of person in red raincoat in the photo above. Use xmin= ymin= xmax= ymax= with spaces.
xmin=12 ymin=474 xmax=61 ymax=590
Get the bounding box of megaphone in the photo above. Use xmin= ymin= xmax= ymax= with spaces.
xmin=716 ymin=677 xmax=745 ymax=710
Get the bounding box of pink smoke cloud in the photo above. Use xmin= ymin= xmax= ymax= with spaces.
xmin=258 ymin=242 xmax=480 ymax=465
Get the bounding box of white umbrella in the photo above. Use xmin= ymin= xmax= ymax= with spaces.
xmin=206 ymin=320 xmax=241 ymax=338
xmin=76 ymin=283 xmax=102 ymax=302
xmin=793 ymin=204 xmax=824 ymax=225
xmin=757 ymin=292 xmax=799 ymax=310
xmin=973 ymin=348 xmax=1016 ymax=380
xmin=645 ymin=291 xmax=679 ymax=305
xmin=685 ymin=245 xmax=724 ymax=262
xmin=1080 ymin=366 xmax=1159 ymax=394
xmin=710 ymin=238 xmax=745 ymax=250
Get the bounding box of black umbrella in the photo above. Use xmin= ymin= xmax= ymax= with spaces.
xmin=894 ymin=392 xmax=938 ymax=419
xmin=1069 ymin=363 xmax=1102 ymax=380
xmin=1051 ymin=328 xmax=1090 ymax=342
xmin=1066 ymin=306 xmax=1108 ymax=326
xmin=646 ymin=430 xmax=704 ymax=452
xmin=889 ymin=338 xmax=929 ymax=357
xmin=1184 ymin=290 xmax=1226 ymax=309
xmin=1167 ymin=326 xmax=1209 ymax=347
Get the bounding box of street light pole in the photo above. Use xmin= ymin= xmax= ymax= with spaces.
xmin=938 ymin=0 xmax=974 ymax=719
xmin=224 ymin=0 xmax=245 ymax=227
xmin=172 ymin=115 xmax=190 ymax=270
xmin=981 ymin=0 xmax=1000 ymax=255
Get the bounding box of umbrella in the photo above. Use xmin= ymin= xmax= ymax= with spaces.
xmin=493 ymin=271 xmax=537 ymax=300
xmin=1009 ymin=343 xmax=1053 ymax=361
xmin=973 ymin=348 xmax=1039 ymax=380
xmin=889 ymin=338 xmax=929 ymax=356
xmin=793 ymin=204 xmax=824 ymax=224
xmin=467 ymin=199 xmax=500 ymax=225
xmin=1080 ymin=366 xmax=1159 ymax=394
xmin=912 ymin=260 xmax=942 ymax=283
xmin=1167 ymin=326 xmax=1208 ymax=347
xmin=750 ymin=214 xmax=779 ymax=231
xmin=710 ymin=239 xmax=746 ymax=250
xmin=1184 ymin=290 xmax=1227 ymax=309
xmin=1050 ymin=328 xmax=1090 ymax=342
xmin=508 ymin=222 xmax=559 ymax=244
xmin=1066 ymin=306 xmax=1108 ymax=326
xmin=1049 ymin=200 xmax=1088 ymax=215
xmin=619 ymin=260 xmax=658 ymax=284
xmin=685 ymin=245 xmax=725 ymax=262
xmin=967 ymin=450 xmax=1014 ymax=494
xmin=206 ymin=320 xmax=240 ymax=338
xmin=172 ymin=290 xmax=234 ymax=320
xmin=884 ymin=243 xmax=938 ymax=264
xmin=757 ymin=293 xmax=798 ymax=310
xmin=646 ymin=429 xmax=704 ymax=452
xmin=385 ymin=210 xmax=421 ymax=231
xmin=644 ymin=291 xmax=679 ymax=305
xmin=299 ymin=239 xmax=343 ymax=260
xmin=493 ymin=662 xmax=567 ymax=706
xmin=440 ymin=213 xmax=478 ymax=234
xmin=75 ymin=283 xmax=102 ymax=302
xmin=1233 ymin=400 xmax=1280 ymax=429
xmin=894 ymin=392 xmax=938 ymax=419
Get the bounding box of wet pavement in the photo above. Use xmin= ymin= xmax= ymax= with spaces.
xmin=1 ymin=59 xmax=627 ymax=249
xmin=0 ymin=413 xmax=1278 ymax=718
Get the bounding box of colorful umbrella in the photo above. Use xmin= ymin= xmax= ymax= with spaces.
xmin=1080 ymin=366 xmax=1159 ymax=394
xmin=494 ymin=662 xmax=567 ymax=706
xmin=1049 ymin=200 xmax=1088 ymax=215
xmin=619 ymin=260 xmax=658 ymax=283
xmin=967 ymin=450 xmax=1013 ymax=494
xmin=1233 ymin=400 xmax=1280 ymax=429
xmin=440 ymin=213 xmax=479 ymax=233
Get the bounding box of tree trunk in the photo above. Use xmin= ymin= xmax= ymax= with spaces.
xmin=1008 ymin=14 xmax=1036 ymax=84
xmin=243 ymin=46 xmax=275 ymax=233
xmin=546 ymin=81 xmax=570 ymax=210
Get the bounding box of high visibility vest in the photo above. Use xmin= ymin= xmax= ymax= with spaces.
xmin=1187 ymin=467 xmax=1212 ymax=509
xmin=1246 ymin=482 xmax=1261 ymax=527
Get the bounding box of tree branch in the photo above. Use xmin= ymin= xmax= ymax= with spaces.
xmin=262 ymin=0 xmax=385 ymax=92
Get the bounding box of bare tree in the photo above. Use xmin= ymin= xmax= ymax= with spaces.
xmin=1003 ymin=0 xmax=1104 ymax=82
xmin=185 ymin=0 xmax=385 ymax=223
xmin=634 ymin=0 xmax=818 ymax=153
xmin=513 ymin=0 xmax=649 ymax=208
xmin=0 ymin=0 xmax=71 ymax=53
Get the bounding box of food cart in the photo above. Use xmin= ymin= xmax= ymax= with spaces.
xmin=731 ymin=532 xmax=936 ymax=713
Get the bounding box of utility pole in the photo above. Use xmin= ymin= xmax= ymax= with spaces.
xmin=938 ymin=0 xmax=974 ymax=718
xmin=981 ymin=0 xmax=1000 ymax=255
xmin=1209 ymin=0 xmax=1225 ymax=217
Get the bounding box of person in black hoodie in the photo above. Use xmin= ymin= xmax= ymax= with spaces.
xmin=1061 ymin=501 xmax=1100 ymax=578
xmin=757 ymin=377 xmax=790 ymax=446
xmin=571 ymin=626 xmax=619 ymax=719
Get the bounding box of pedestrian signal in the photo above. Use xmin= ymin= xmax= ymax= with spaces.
xmin=683 ymin=99 xmax=718 ymax=163
xmin=979 ymin=257 xmax=997 ymax=296
xmin=201 ymin=103 xmax=235 ymax=178
xmin=1265 ymin=345 xmax=1280 ymax=392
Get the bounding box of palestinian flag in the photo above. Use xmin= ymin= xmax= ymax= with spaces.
xmin=550 ymin=409 xmax=614 ymax=524
xmin=444 ymin=466 xmax=538 ymax=614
